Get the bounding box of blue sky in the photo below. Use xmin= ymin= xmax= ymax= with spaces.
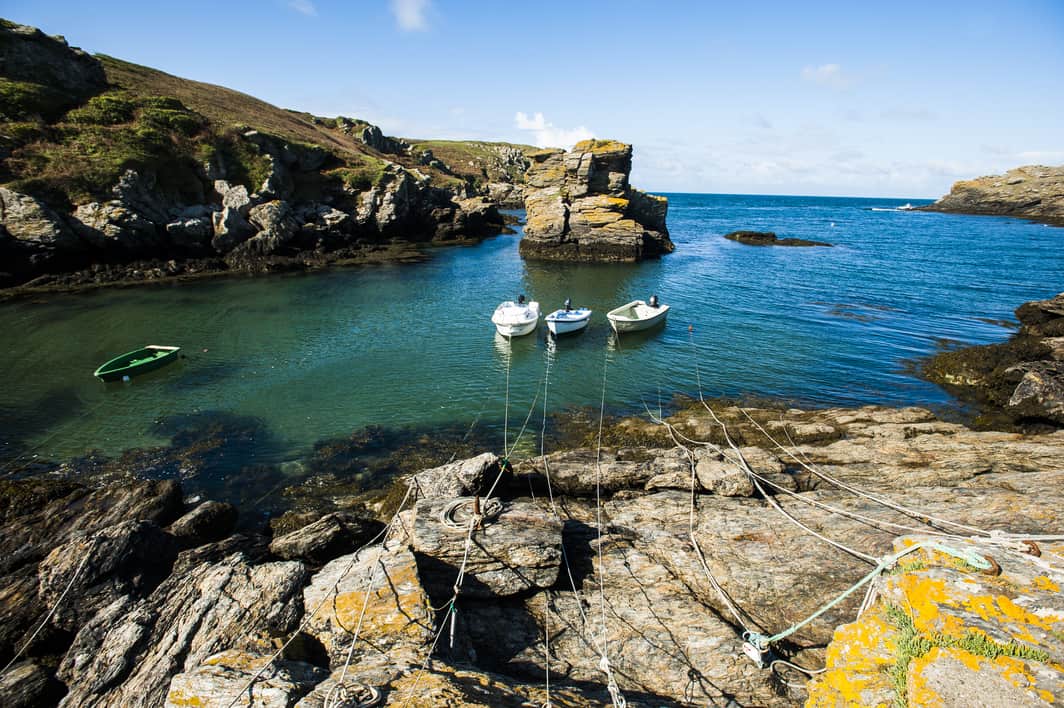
xmin=5 ymin=0 xmax=1063 ymax=197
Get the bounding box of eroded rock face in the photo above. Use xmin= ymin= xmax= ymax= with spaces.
xmin=302 ymin=544 xmax=433 ymax=668
xmin=520 ymin=140 xmax=673 ymax=261
xmin=57 ymin=550 xmax=306 ymax=707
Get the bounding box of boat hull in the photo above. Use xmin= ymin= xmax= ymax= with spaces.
xmin=494 ymin=320 xmax=539 ymax=337
xmin=607 ymin=301 xmax=669 ymax=333
xmin=95 ymin=345 xmax=181 ymax=381
xmin=545 ymin=308 xmax=592 ymax=336
xmin=491 ymin=301 xmax=540 ymax=337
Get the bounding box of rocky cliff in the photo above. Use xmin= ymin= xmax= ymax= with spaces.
xmin=924 ymin=291 xmax=1064 ymax=428
xmin=520 ymin=139 xmax=673 ymax=261
xmin=3 ymin=402 xmax=1062 ymax=706
xmin=0 ymin=20 xmax=533 ymax=290
xmin=923 ymin=165 xmax=1064 ymax=225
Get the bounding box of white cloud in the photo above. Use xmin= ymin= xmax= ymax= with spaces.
xmin=287 ymin=0 xmax=317 ymax=16
xmin=391 ymin=0 xmax=430 ymax=31
xmin=801 ymin=63 xmax=854 ymax=90
xmin=1016 ymin=150 xmax=1064 ymax=164
xmin=513 ymin=111 xmax=594 ymax=149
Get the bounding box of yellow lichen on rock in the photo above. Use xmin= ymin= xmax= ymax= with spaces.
xmin=806 ymin=535 xmax=1064 ymax=707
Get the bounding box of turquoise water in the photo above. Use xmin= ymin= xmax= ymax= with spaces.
xmin=1 ymin=194 xmax=1061 ymax=473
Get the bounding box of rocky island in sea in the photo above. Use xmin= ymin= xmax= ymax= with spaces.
xmin=2 ymin=15 xmax=1064 ymax=708
xmin=921 ymin=164 xmax=1064 ymax=225
xmin=519 ymin=140 xmax=673 ymax=261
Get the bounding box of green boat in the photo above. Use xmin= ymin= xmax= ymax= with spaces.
xmin=94 ymin=345 xmax=181 ymax=381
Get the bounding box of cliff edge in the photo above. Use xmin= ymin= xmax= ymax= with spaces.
xmin=519 ymin=139 xmax=673 ymax=261
xmin=923 ymin=165 xmax=1064 ymax=225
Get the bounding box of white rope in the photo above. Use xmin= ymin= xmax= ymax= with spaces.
xmin=225 ymin=484 xmax=415 ymax=708
xmin=593 ymin=349 xmax=627 ymax=708
xmin=1 ymin=537 xmax=98 ymax=676
xmin=735 ymin=406 xmax=990 ymax=536
xmin=696 ymin=402 xmax=877 ymax=564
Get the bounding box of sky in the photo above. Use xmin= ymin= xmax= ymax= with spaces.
xmin=4 ymin=0 xmax=1063 ymax=197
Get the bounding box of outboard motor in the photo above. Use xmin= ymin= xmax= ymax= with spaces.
xmin=649 ymin=294 xmax=659 ymax=308
xmin=518 ymin=294 xmax=526 ymax=305
xmin=564 ymin=298 xmax=572 ymax=311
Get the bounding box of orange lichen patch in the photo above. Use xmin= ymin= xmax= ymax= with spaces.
xmin=805 ymin=613 xmax=896 ymax=707
xmin=1034 ymin=575 xmax=1061 ymax=593
xmin=893 ymin=573 xmax=950 ymax=630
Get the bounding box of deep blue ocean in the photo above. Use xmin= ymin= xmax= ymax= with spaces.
xmin=1 ymin=193 xmax=1061 ymax=475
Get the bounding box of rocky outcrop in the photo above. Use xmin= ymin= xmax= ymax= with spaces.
xmin=519 ymin=139 xmax=673 ymax=261
xmin=0 ymin=21 xmax=106 ymax=119
xmin=923 ymin=164 xmax=1064 ymax=224
xmin=924 ymin=291 xmax=1064 ymax=427
xmin=807 ymin=535 xmax=1064 ymax=707
xmin=724 ymin=230 xmax=832 ymax=247
xmin=0 ymin=22 xmax=523 ymax=291
xmin=3 ymin=402 xmax=1064 ymax=705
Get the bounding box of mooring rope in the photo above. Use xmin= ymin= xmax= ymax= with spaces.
xmin=593 ymin=347 xmax=627 ymax=708
xmin=224 ymin=483 xmax=415 ymax=708
xmin=1 ymin=536 xmax=99 ymax=676
xmin=735 ymin=406 xmax=991 ymax=536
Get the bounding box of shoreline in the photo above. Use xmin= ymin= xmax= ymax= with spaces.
xmin=3 ymin=399 xmax=1062 ymax=706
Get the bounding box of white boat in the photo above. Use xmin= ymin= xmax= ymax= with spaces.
xmin=545 ymin=305 xmax=592 ymax=336
xmin=491 ymin=299 xmax=540 ymax=337
xmin=897 ymin=203 xmax=916 ymax=211
xmin=607 ymin=298 xmax=669 ymax=333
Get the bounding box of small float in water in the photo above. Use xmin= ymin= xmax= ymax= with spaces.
xmin=94 ymin=345 xmax=181 ymax=381
xmin=607 ymin=295 xmax=670 ymax=333
xmin=491 ymin=295 xmax=540 ymax=337
xmin=545 ymin=298 xmax=592 ymax=336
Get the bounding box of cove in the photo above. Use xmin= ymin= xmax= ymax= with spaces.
xmin=1 ymin=194 xmax=1061 ymax=473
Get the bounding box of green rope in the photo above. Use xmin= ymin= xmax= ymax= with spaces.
xmin=745 ymin=541 xmax=991 ymax=653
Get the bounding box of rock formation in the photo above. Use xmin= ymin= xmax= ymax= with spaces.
xmin=0 ymin=21 xmax=529 ymax=291
xmin=2 ymin=402 xmax=1063 ymax=706
xmin=520 ymin=139 xmax=673 ymax=261
xmin=923 ymin=164 xmax=1064 ymax=224
xmin=924 ymin=291 xmax=1064 ymax=427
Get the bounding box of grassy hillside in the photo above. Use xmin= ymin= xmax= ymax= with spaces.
xmin=1 ymin=22 xmax=532 ymax=211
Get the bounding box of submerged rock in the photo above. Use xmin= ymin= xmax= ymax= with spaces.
xmin=520 ymin=140 xmax=673 ymax=262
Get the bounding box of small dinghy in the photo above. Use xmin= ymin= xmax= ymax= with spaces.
xmin=94 ymin=345 xmax=180 ymax=381
xmin=545 ymin=299 xmax=592 ymax=336
xmin=607 ymin=295 xmax=669 ymax=333
xmin=491 ymin=296 xmax=540 ymax=337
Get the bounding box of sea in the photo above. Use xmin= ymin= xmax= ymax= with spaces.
xmin=1 ymin=194 xmax=1061 ymax=504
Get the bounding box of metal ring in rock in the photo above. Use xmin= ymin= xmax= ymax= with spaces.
xmin=440 ymin=497 xmax=503 ymax=532
xmin=324 ymin=682 xmax=381 ymax=708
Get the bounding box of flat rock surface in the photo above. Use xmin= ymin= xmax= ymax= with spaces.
xmin=411 ymin=498 xmax=562 ymax=598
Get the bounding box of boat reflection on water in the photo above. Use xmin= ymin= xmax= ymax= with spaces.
xmin=492 ymin=330 xmax=542 ymax=363
xmin=607 ymin=325 xmax=668 ymax=352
